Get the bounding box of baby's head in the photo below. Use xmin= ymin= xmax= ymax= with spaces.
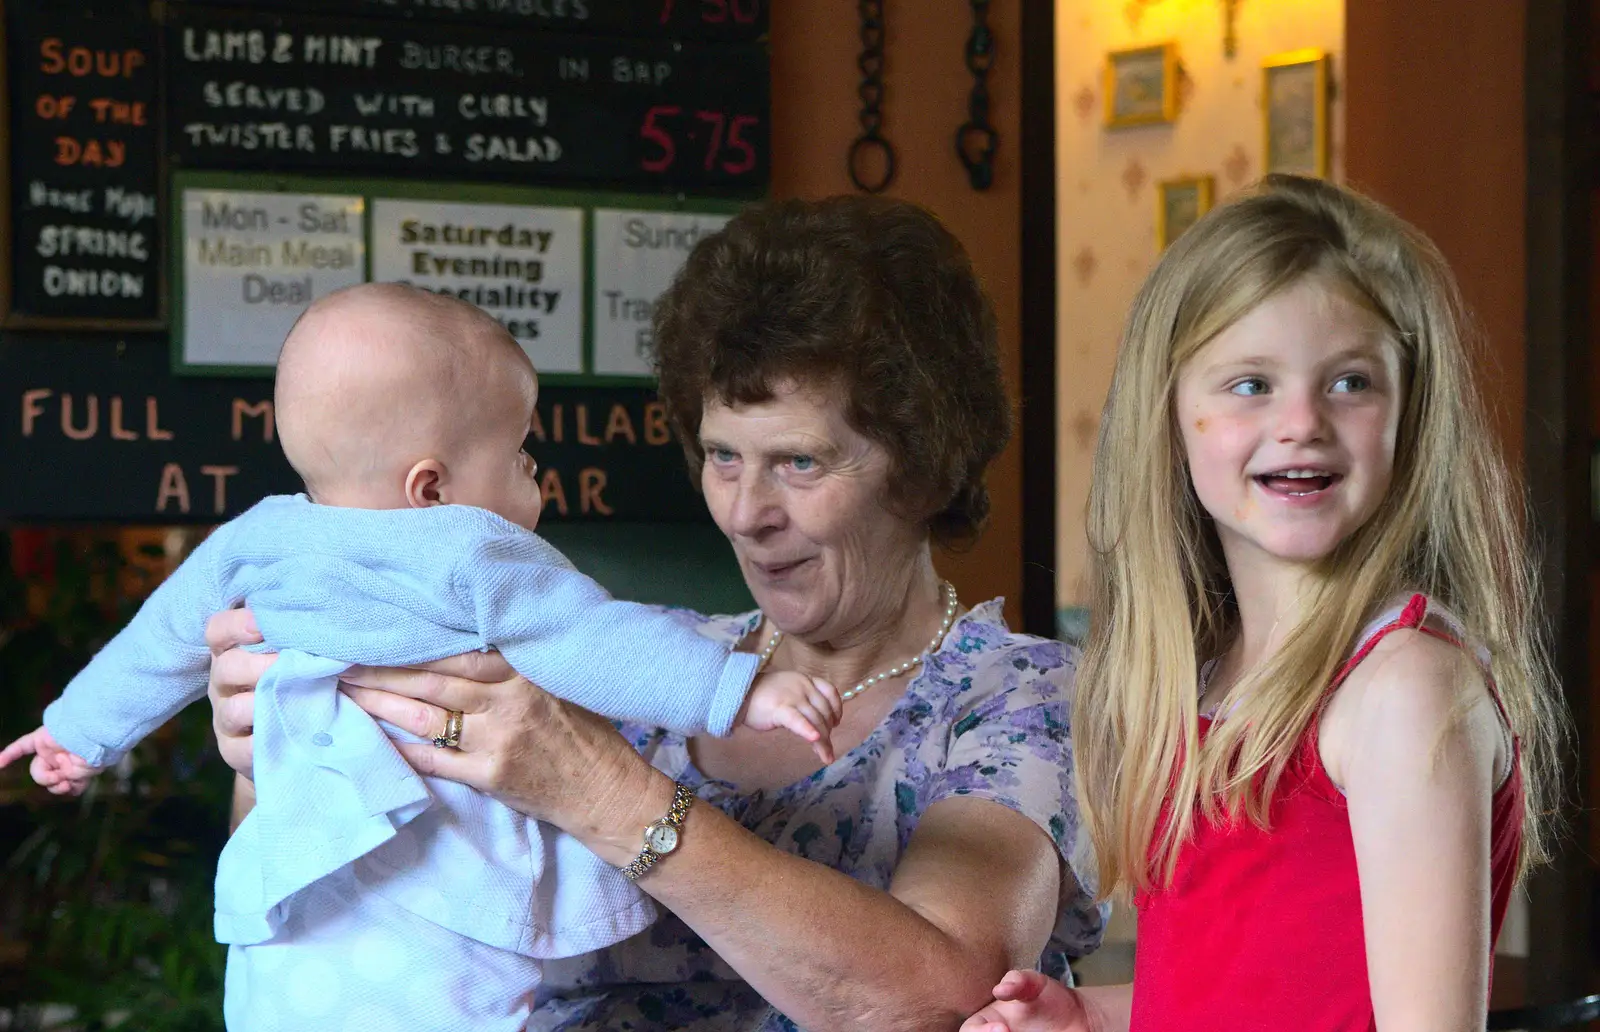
xmin=275 ymin=283 xmax=544 ymax=530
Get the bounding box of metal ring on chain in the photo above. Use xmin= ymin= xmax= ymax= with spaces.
xmin=956 ymin=123 xmax=998 ymax=190
xmin=849 ymin=0 xmax=896 ymax=193
xmin=957 ymin=0 xmax=998 ymax=190
xmin=848 ymin=135 xmax=896 ymax=195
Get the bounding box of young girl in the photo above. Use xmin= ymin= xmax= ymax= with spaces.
xmin=964 ymin=175 xmax=1566 ymax=1032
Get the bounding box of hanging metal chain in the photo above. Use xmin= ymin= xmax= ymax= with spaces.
xmin=848 ymin=0 xmax=896 ymax=193
xmin=956 ymin=0 xmax=998 ymax=190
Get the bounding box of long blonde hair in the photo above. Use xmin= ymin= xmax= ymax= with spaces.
xmin=1075 ymin=174 xmax=1567 ymax=896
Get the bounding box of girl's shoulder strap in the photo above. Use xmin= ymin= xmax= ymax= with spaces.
xmin=1329 ymin=593 xmax=1505 ymax=717
xmin=1331 ymin=593 xmax=1487 ymax=688
xmin=1328 ymin=594 xmax=1426 ymax=689
xmin=1323 ymin=594 xmax=1518 ymax=791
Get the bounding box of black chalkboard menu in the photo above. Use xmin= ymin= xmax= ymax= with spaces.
xmin=3 ymin=0 xmax=765 ymax=524
xmin=213 ymin=0 xmax=767 ymax=43
xmin=167 ymin=5 xmax=770 ymax=192
xmin=4 ymin=1 xmax=162 ymax=326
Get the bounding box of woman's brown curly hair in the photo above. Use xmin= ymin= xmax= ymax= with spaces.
xmin=652 ymin=195 xmax=1012 ymax=549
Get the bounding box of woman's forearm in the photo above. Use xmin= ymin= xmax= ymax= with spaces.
xmin=580 ymin=771 xmax=1034 ymax=1032
xmin=229 ymin=773 xmax=256 ymax=833
xmin=333 ymin=669 xmax=1055 ymax=1029
xmin=652 ymin=803 xmax=1008 ymax=1031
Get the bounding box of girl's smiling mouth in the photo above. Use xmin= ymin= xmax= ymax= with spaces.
xmin=1254 ymin=468 xmax=1342 ymax=497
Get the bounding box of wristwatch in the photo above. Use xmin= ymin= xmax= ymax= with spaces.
xmin=621 ymin=781 xmax=695 ymax=881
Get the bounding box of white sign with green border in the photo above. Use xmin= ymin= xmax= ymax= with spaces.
xmin=370 ymin=198 xmax=586 ymax=374
xmin=590 ymin=208 xmax=733 ymax=377
xmin=180 ymin=188 xmax=365 ymax=369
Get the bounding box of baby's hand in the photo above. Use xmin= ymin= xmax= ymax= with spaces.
xmin=740 ymin=671 xmax=842 ymax=764
xmin=0 ymin=726 xmax=100 ymax=796
xmin=960 ymin=970 xmax=1089 ymax=1032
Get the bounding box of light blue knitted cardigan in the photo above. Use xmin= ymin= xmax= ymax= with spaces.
xmin=44 ymin=494 xmax=758 ymax=959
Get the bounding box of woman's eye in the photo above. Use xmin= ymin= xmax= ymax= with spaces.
xmin=1228 ymin=377 xmax=1269 ymax=397
xmin=789 ymin=455 xmax=817 ymax=472
xmin=1332 ymin=373 xmax=1372 ymax=394
xmin=709 ymin=447 xmax=736 ymax=464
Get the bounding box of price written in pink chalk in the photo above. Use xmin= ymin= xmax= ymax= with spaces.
xmin=638 ymin=106 xmax=759 ymax=175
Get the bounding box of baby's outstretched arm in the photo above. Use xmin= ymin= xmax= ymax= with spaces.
xmin=961 ymin=970 xmax=1093 ymax=1032
xmin=739 ymin=671 xmax=842 ymax=763
xmin=0 ymin=726 xmax=101 ymax=796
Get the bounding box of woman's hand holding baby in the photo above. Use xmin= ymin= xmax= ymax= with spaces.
xmin=204 ymin=606 xmax=840 ymax=826
xmin=206 ymin=607 xmax=276 ymax=782
xmin=336 ymin=655 xmax=676 ymax=875
xmin=739 ymin=672 xmax=842 ymax=764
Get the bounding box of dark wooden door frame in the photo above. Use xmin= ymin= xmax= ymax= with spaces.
xmin=1019 ymin=0 xmax=1057 ymax=640
xmin=1523 ymin=0 xmax=1596 ymax=1000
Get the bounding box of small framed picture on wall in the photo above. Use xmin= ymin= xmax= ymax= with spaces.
xmin=1157 ymin=175 xmax=1214 ymax=249
xmin=1263 ymin=48 xmax=1331 ymax=177
xmin=1104 ymin=43 xmax=1179 ymax=128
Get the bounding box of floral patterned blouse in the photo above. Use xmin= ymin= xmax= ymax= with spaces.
xmin=528 ymin=599 xmax=1107 ymax=1031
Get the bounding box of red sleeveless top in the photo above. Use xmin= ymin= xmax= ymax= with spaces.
xmin=1129 ymin=595 xmax=1525 ymax=1032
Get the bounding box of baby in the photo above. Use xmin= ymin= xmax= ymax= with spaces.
xmin=0 ymin=283 xmax=839 ymax=1032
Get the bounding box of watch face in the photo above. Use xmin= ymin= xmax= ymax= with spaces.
xmin=646 ymin=823 xmax=680 ymax=854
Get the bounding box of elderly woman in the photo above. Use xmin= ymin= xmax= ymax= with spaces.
xmin=207 ymin=196 xmax=1105 ymax=1031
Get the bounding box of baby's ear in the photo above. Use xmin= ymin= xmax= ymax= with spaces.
xmin=404 ymin=460 xmax=449 ymax=508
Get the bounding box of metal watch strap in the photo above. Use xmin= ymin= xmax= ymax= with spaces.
xmin=621 ymin=781 xmax=695 ymax=881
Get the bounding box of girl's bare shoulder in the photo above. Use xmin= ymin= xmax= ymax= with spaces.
xmin=1319 ymin=629 xmax=1504 ymax=791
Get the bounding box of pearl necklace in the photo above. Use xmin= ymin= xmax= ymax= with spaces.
xmin=754 ymin=581 xmax=960 ymax=701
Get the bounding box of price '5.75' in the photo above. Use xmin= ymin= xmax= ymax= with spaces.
xmin=640 ymin=107 xmax=760 ymax=176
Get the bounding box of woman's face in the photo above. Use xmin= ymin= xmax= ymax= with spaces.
xmin=699 ymin=381 xmax=928 ymax=643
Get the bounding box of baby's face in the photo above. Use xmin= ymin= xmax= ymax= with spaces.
xmin=453 ymin=355 xmax=544 ymax=532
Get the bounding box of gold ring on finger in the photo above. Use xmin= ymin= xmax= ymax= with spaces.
xmin=432 ymin=709 xmax=463 ymax=749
